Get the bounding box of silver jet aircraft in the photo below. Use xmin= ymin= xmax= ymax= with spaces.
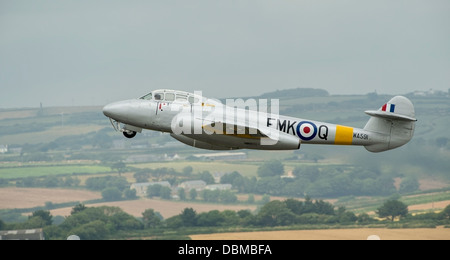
xmin=103 ymin=89 xmax=416 ymax=152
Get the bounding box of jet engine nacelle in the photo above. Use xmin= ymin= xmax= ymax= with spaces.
xmin=170 ymin=133 xmax=236 ymax=150
xmin=252 ymin=129 xmax=301 ymax=150
xmin=171 ymin=129 xmax=301 ymax=151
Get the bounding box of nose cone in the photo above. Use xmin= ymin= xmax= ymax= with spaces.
xmin=103 ymin=100 xmax=132 ymax=122
xmin=103 ymin=102 xmax=119 ymax=118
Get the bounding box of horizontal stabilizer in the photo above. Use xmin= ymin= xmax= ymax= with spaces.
xmin=365 ymin=96 xmax=417 ymax=122
xmin=364 ymin=110 xmax=417 ymax=121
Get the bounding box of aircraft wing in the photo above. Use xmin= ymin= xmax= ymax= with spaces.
xmin=172 ymin=120 xmax=301 ymax=150
xmin=202 ymin=121 xmax=268 ymax=139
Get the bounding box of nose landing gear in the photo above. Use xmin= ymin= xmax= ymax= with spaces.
xmin=123 ymin=131 xmax=137 ymax=139
xmin=108 ymin=118 xmax=141 ymax=139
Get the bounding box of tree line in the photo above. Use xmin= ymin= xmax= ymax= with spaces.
xmin=2 ymin=198 xmax=449 ymax=240
xmin=4 ymin=160 xmax=422 ymax=202
xmin=220 ymin=160 xmax=420 ymax=198
xmin=162 ymin=197 xmax=366 ymax=229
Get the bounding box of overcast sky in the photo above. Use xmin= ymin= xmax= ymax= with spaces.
xmin=1 ymin=1 xmax=449 ymax=108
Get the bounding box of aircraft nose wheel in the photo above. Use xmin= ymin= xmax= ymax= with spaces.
xmin=123 ymin=131 xmax=137 ymax=138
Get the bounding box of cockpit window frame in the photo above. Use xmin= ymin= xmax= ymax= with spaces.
xmin=140 ymin=92 xmax=153 ymax=100
xmin=165 ymin=92 xmax=175 ymax=101
xmin=154 ymin=92 xmax=164 ymax=101
xmin=188 ymin=96 xmax=200 ymax=104
xmin=176 ymin=93 xmax=188 ymax=101
xmin=140 ymin=89 xmax=204 ymax=103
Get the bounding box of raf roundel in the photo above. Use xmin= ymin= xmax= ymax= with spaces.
xmin=296 ymin=121 xmax=317 ymax=141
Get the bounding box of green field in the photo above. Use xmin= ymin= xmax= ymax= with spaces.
xmin=0 ymin=125 xmax=106 ymax=145
xmin=133 ymin=161 xmax=260 ymax=178
xmin=0 ymin=165 xmax=111 ymax=179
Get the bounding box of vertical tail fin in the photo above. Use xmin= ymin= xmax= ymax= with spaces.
xmin=364 ymin=96 xmax=417 ymax=152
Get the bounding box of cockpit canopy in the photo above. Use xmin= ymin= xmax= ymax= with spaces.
xmin=140 ymin=89 xmax=201 ymax=103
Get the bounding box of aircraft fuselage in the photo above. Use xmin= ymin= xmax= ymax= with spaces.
xmin=103 ymin=89 xmax=415 ymax=152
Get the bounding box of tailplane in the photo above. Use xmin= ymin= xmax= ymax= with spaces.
xmin=364 ymin=96 xmax=417 ymax=152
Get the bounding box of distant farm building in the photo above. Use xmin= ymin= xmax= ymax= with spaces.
xmin=0 ymin=229 xmax=44 ymax=240
xmin=193 ymin=152 xmax=247 ymax=161
xmin=205 ymin=184 xmax=232 ymax=191
xmin=0 ymin=145 xmax=7 ymax=154
xmin=178 ymin=180 xmax=207 ymax=191
xmin=130 ymin=181 xmax=171 ymax=197
xmin=125 ymin=154 xmax=160 ymax=163
xmin=125 ymin=153 xmax=181 ymax=163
